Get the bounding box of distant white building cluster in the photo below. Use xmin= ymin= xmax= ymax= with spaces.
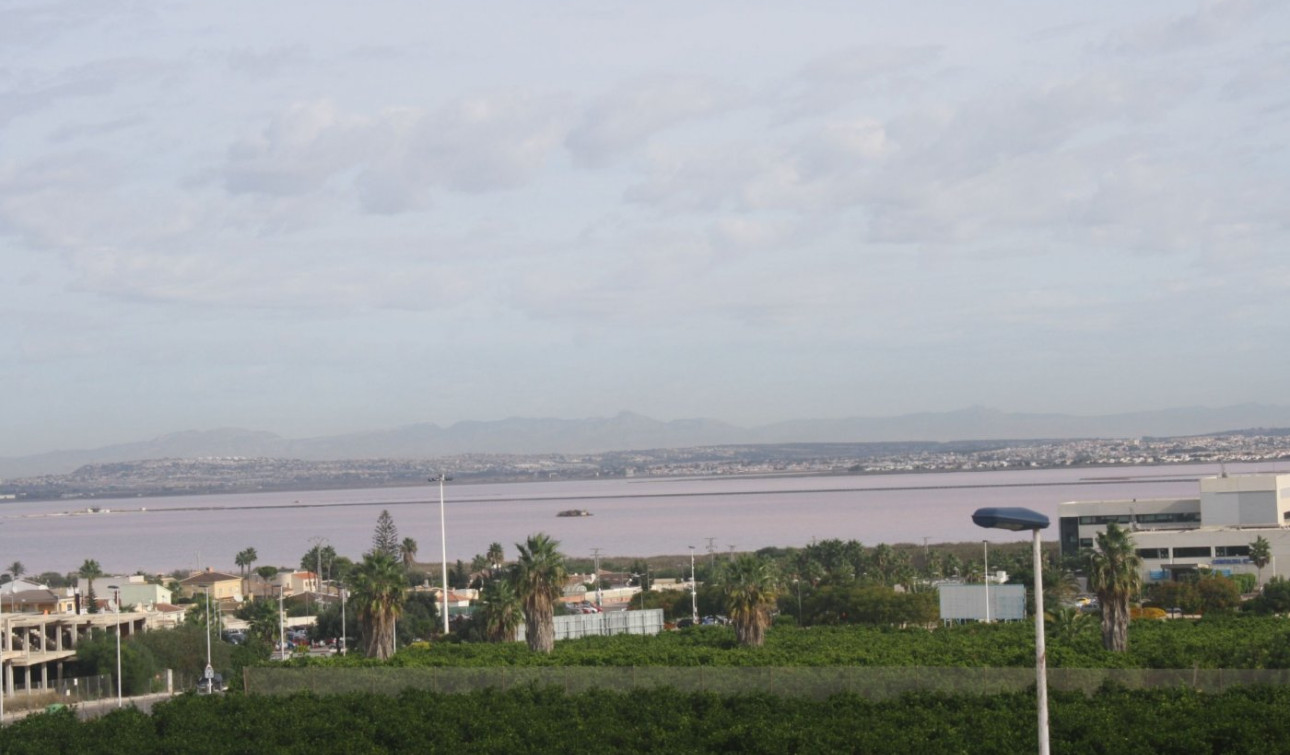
xmin=1060 ymin=473 xmax=1290 ymax=584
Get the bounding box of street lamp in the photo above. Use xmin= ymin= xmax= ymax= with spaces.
xmin=972 ymin=507 xmax=1051 ymax=755
xmin=278 ymin=585 xmax=286 ymax=661
xmin=430 ymin=474 xmax=453 ymax=635
xmin=983 ymin=540 xmax=990 ymax=624
xmin=204 ymin=587 xmax=213 ymax=670
xmin=688 ymin=546 xmax=698 ymax=624
xmin=631 ymin=570 xmax=650 ymax=611
xmin=340 ymin=584 xmax=347 ymax=655
xmin=1 ymin=571 xmax=6 ymax=725
xmin=107 ymin=584 xmax=122 ymax=708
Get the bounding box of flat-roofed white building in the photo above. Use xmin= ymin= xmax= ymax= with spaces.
xmin=1059 ymin=473 xmax=1290 ymax=586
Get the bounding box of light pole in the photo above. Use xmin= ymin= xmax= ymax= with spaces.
xmin=278 ymin=586 xmax=286 ymax=661
xmin=972 ymin=507 xmax=1051 ymax=755
xmin=1 ymin=571 xmax=6 ymax=724
xmin=632 ymin=570 xmax=649 ymax=610
xmin=983 ymin=540 xmax=990 ymax=624
xmin=430 ymin=474 xmax=453 ymax=635
xmin=689 ymin=546 xmax=698 ymax=624
xmin=204 ymin=587 xmax=213 ymax=669
xmin=340 ymin=584 xmax=347 ymax=655
xmin=793 ymin=578 xmax=802 ymax=624
xmin=107 ymin=584 xmax=122 ymax=708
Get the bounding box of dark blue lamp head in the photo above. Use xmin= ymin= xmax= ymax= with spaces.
xmin=971 ymin=507 xmax=1050 ymax=531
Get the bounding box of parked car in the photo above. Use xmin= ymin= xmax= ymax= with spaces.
xmin=197 ymin=674 xmax=226 ymax=695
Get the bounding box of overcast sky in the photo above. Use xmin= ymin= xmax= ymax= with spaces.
xmin=2 ymin=1 xmax=1288 ymax=458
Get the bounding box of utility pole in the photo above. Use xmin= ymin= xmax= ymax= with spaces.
xmin=705 ymin=537 xmax=717 ymax=572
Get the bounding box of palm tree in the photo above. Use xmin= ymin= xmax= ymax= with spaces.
xmin=1250 ymin=536 xmax=1272 ymax=587
xmin=1085 ymin=523 xmax=1142 ymax=652
xmin=487 ymin=542 xmax=505 ymax=572
xmin=512 ymin=533 xmax=568 ymax=654
xmin=1046 ymin=605 xmax=1092 ymax=645
xmin=79 ymin=559 xmax=104 ymax=614
xmin=235 ymin=547 xmax=258 ymax=588
xmin=400 ymin=538 xmax=418 ymax=571
xmin=477 ymin=577 xmax=523 ymax=643
xmin=721 ymin=554 xmax=779 ymax=647
xmin=350 ymin=552 xmax=407 ymax=659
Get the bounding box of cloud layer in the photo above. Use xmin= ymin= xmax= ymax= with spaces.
xmin=2 ymin=1 xmax=1289 ymax=455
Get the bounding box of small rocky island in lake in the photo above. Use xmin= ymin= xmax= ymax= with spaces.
xmin=557 ymin=509 xmax=593 ymax=517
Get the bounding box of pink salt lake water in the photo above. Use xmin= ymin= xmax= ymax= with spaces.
xmin=0 ymin=462 xmax=1276 ymax=574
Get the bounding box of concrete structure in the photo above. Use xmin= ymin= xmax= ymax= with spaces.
xmin=1059 ymin=472 xmax=1290 ymax=585
xmin=1 ymin=611 xmax=146 ymax=699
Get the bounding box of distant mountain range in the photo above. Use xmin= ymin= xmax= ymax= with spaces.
xmin=5 ymin=404 xmax=1290 ymax=479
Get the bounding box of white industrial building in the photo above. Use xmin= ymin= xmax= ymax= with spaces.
xmin=1059 ymin=472 xmax=1290 ymax=585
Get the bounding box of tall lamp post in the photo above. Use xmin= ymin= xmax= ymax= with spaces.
xmin=688 ymin=546 xmax=698 ymax=624
xmin=278 ymin=586 xmax=286 ymax=661
xmin=107 ymin=584 xmax=122 ymax=708
xmin=430 ymin=474 xmax=452 ymax=635
xmin=983 ymin=540 xmax=991 ymax=623
xmin=1 ymin=571 xmax=7 ymax=724
xmin=972 ymin=507 xmax=1050 ymax=755
xmin=340 ymin=584 xmax=347 ymax=655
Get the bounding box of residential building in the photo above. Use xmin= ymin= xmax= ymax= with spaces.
xmin=77 ymin=575 xmax=172 ymax=611
xmin=179 ymin=568 xmax=243 ymax=602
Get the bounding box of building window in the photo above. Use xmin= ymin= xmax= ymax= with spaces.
xmin=1134 ymin=512 xmax=1201 ymax=524
xmin=1173 ymin=546 xmax=1211 ymax=558
xmin=1079 ymin=538 xmax=1093 ymax=549
xmin=1136 ymin=548 xmax=1169 ymax=559
xmin=1215 ymin=545 xmax=1250 ymax=557
xmin=1078 ymin=515 xmax=1132 ymax=525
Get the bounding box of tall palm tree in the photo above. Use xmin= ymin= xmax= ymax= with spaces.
xmin=1085 ymin=523 xmax=1142 ymax=652
xmin=722 ymin=554 xmax=779 ymax=647
xmin=512 ymin=533 xmax=568 ymax=654
xmin=487 ymin=542 xmax=505 ymax=572
xmin=1250 ymin=536 xmax=1272 ymax=586
xmin=400 ymin=538 xmax=418 ymax=571
xmin=79 ymin=559 xmax=104 ymax=614
xmin=235 ymin=547 xmax=258 ymax=588
xmin=350 ymin=552 xmax=407 ymax=659
xmin=477 ymin=577 xmax=523 ymax=643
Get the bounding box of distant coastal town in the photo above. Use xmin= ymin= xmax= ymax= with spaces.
xmin=3 ymin=428 xmax=1289 ymax=501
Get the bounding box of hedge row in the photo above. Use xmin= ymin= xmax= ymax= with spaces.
xmin=5 ymin=684 xmax=1290 ymax=754
xmin=290 ymin=615 xmax=1290 ymax=670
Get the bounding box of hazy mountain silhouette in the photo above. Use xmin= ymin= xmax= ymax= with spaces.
xmin=4 ymin=404 xmax=1290 ymax=478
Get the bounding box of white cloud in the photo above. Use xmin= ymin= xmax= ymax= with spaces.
xmin=566 ymin=74 xmax=744 ymax=167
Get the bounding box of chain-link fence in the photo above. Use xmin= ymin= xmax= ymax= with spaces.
xmin=2 ymin=674 xmax=115 ymax=713
xmin=244 ymin=666 xmax=1290 ymax=699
